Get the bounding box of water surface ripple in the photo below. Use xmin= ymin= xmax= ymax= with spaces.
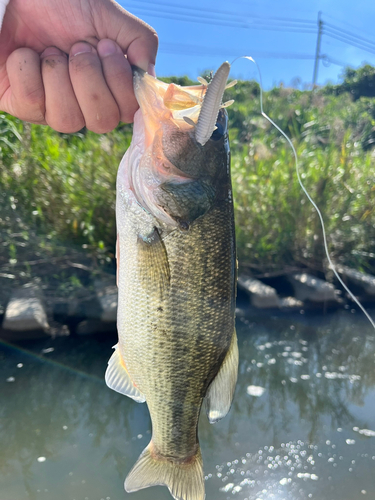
xmin=1 ymin=308 xmax=375 ymax=500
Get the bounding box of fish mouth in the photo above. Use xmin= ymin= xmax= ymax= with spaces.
xmin=132 ymin=63 xmax=230 ymax=148
xmin=127 ymin=64 xmax=232 ymax=229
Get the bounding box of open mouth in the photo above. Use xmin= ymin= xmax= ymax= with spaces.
xmin=132 ymin=62 xmax=232 ymax=148
xmin=126 ymin=63 xmax=233 ymax=229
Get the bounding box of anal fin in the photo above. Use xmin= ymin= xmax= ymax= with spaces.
xmin=105 ymin=344 xmax=146 ymax=403
xmin=206 ymin=330 xmax=238 ymax=423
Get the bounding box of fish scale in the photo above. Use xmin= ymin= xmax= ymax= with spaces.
xmin=118 ymin=202 xmax=235 ymax=459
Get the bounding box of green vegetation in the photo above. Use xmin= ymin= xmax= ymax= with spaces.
xmin=326 ymin=64 xmax=375 ymax=101
xmin=0 ymin=65 xmax=374 ymax=289
xmin=225 ymin=80 xmax=375 ymax=273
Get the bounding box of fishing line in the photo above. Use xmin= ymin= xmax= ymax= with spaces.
xmin=230 ymin=55 xmax=375 ymax=330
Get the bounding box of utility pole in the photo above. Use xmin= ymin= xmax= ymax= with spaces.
xmin=312 ymin=11 xmax=323 ymax=89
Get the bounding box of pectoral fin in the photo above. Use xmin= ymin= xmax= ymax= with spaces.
xmin=137 ymin=228 xmax=170 ymax=294
xmin=105 ymin=344 xmax=146 ymax=403
xmin=205 ymin=330 xmax=238 ymax=423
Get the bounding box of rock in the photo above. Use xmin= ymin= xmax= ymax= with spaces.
xmin=1 ymin=283 xmax=49 ymax=338
xmin=279 ymin=296 xmax=304 ymax=309
xmin=336 ymin=265 xmax=375 ymax=298
xmin=94 ymin=277 xmax=117 ymax=323
xmin=0 ymin=274 xmax=15 ymax=316
xmin=67 ymin=288 xmax=100 ymax=320
xmin=48 ymin=321 xmax=70 ymax=338
xmin=288 ymin=273 xmax=341 ymax=304
xmin=76 ymin=319 xmax=117 ymax=335
xmin=52 ymin=273 xmax=118 ymax=331
xmin=237 ymin=275 xmax=279 ymax=309
xmin=98 ymin=288 xmax=118 ymax=322
xmin=53 ymin=300 xmax=70 ymax=323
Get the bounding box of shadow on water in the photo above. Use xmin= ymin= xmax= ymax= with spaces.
xmin=1 ymin=308 xmax=375 ymax=500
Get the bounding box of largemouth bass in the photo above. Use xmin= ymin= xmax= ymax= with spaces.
xmin=105 ymin=62 xmax=238 ymax=500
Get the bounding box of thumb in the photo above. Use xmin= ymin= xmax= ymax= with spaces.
xmin=94 ymin=0 xmax=158 ymax=72
xmin=127 ymin=34 xmax=157 ymax=76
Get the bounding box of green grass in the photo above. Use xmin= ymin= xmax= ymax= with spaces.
xmin=0 ymin=116 xmax=132 ymax=261
xmin=224 ymin=84 xmax=375 ymax=273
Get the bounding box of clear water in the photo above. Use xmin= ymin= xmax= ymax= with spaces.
xmin=1 ymin=308 xmax=375 ymax=500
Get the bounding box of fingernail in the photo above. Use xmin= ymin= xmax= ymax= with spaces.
xmin=148 ymin=63 xmax=156 ymax=77
xmin=70 ymin=42 xmax=93 ymax=57
xmin=97 ymin=39 xmax=120 ymax=58
xmin=41 ymin=47 xmax=65 ymax=58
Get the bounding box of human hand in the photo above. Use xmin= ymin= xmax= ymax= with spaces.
xmin=0 ymin=0 xmax=158 ymax=133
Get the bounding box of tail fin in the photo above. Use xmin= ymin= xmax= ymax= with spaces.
xmin=125 ymin=442 xmax=205 ymax=500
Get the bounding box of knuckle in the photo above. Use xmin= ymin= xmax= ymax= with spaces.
xmin=150 ymin=30 xmax=159 ymax=48
xmin=140 ymin=21 xmax=158 ymax=40
xmin=144 ymin=28 xmax=159 ymax=53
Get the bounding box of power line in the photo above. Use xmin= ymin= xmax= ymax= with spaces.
xmin=312 ymin=15 xmax=375 ymax=86
xmin=159 ymin=41 xmax=316 ymax=60
xmin=122 ymin=2 xmax=375 ymax=85
xmin=158 ymin=42 xmax=346 ymax=69
xmin=324 ymin=23 xmax=375 ymax=51
xmin=321 ymin=55 xmax=347 ymax=67
xmin=130 ymin=3 xmax=375 ymax=55
xmin=154 ymin=14 xmax=374 ymax=80
xmin=125 ymin=0 xmax=316 ymax=26
xmin=126 ymin=1 xmax=375 ymax=60
xmin=125 ymin=1 xmax=317 ymax=32
xmin=129 ymin=7 xmax=317 ymax=33
xmin=323 ymin=13 xmax=375 ymax=42
xmin=323 ymin=28 xmax=375 ymax=56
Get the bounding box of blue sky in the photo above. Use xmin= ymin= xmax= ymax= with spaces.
xmin=120 ymin=0 xmax=375 ymax=88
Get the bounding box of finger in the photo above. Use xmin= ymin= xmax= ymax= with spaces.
xmin=69 ymin=42 xmax=120 ymax=134
xmin=92 ymin=0 xmax=158 ymax=72
xmin=97 ymin=39 xmax=137 ymax=123
xmin=41 ymin=47 xmax=85 ymax=133
xmin=126 ymin=24 xmax=158 ymax=75
xmin=5 ymin=48 xmax=46 ymax=124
